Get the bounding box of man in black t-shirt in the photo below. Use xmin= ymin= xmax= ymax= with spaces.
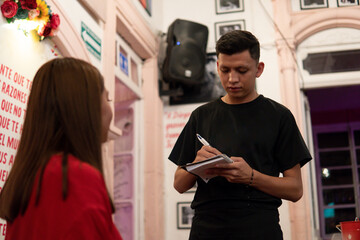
xmin=168 ymin=30 xmax=312 ymax=240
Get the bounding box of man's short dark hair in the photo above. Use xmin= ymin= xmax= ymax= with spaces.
xmin=215 ymin=30 xmax=260 ymax=62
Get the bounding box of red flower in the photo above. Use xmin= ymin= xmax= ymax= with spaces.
xmin=20 ymin=0 xmax=37 ymax=10
xmin=38 ymin=23 xmax=53 ymax=38
xmin=50 ymin=14 xmax=60 ymax=30
xmin=1 ymin=1 xmax=18 ymax=19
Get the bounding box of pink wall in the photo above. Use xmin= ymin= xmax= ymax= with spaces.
xmin=48 ymin=0 xmax=162 ymax=239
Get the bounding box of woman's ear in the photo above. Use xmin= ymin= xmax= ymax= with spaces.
xmin=256 ymin=62 xmax=265 ymax=78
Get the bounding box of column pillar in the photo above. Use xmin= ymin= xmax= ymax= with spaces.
xmin=272 ymin=1 xmax=312 ymax=239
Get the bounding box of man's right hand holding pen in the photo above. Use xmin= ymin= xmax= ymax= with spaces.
xmin=195 ymin=134 xmax=253 ymax=184
xmin=174 ymin=134 xmax=220 ymax=193
xmin=194 ymin=134 xmax=222 ymax=163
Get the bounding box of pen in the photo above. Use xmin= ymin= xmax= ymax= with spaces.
xmin=196 ymin=134 xmax=211 ymax=146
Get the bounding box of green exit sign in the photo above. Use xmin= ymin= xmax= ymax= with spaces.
xmin=81 ymin=21 xmax=101 ymax=61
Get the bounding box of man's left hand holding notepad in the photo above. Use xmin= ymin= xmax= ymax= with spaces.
xmin=181 ymin=154 xmax=233 ymax=183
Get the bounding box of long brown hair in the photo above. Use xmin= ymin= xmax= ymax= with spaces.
xmin=0 ymin=57 xmax=107 ymax=222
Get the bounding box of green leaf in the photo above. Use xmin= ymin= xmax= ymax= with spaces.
xmin=6 ymin=18 xmax=15 ymax=23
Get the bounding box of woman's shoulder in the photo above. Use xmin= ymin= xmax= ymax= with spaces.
xmin=43 ymin=155 xmax=108 ymax=207
xmin=68 ymin=155 xmax=101 ymax=176
xmin=45 ymin=154 xmax=104 ymax=192
xmin=47 ymin=154 xmax=101 ymax=175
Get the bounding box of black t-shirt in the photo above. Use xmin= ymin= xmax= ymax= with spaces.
xmin=169 ymin=95 xmax=312 ymax=210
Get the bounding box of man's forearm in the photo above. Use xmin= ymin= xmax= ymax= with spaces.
xmin=174 ymin=166 xmax=197 ymax=193
xmin=251 ymin=164 xmax=303 ymax=202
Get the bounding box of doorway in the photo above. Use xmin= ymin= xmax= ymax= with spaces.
xmin=305 ymin=85 xmax=360 ymax=239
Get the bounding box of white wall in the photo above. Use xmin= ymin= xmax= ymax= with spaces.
xmin=163 ymin=103 xmax=202 ymax=240
xmin=131 ymin=0 xmax=164 ymax=35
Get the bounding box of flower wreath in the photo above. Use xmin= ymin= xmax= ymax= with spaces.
xmin=1 ymin=0 xmax=60 ymax=40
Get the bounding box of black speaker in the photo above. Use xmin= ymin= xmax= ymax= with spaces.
xmin=162 ymin=19 xmax=208 ymax=86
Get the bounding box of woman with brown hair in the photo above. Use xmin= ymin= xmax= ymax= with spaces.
xmin=0 ymin=57 xmax=123 ymax=239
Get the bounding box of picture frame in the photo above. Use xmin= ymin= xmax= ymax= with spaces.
xmin=216 ymin=0 xmax=244 ymax=14
xmin=215 ymin=20 xmax=246 ymax=42
xmin=139 ymin=0 xmax=152 ymax=16
xmin=337 ymin=0 xmax=359 ymax=7
xmin=177 ymin=202 xmax=194 ymax=229
xmin=300 ymin=0 xmax=328 ymax=10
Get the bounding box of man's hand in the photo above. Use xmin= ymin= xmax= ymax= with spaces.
xmin=206 ymin=158 xmax=304 ymax=202
xmin=205 ymin=157 xmax=253 ymax=184
xmin=193 ymin=145 xmax=222 ymax=163
xmin=173 ymin=145 xmax=222 ymax=193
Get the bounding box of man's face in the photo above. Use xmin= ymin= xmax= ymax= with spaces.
xmin=217 ymin=50 xmax=264 ymax=104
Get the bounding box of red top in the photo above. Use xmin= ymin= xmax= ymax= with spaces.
xmin=6 ymin=154 xmax=123 ymax=240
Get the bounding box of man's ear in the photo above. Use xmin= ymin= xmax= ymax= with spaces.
xmin=256 ymin=62 xmax=265 ymax=78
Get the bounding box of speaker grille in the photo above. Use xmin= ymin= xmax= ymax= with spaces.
xmin=162 ymin=19 xmax=208 ymax=86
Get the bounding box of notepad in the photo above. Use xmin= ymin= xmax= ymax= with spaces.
xmin=181 ymin=154 xmax=233 ymax=183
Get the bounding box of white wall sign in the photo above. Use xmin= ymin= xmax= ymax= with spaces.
xmin=163 ymin=103 xmax=202 ymax=240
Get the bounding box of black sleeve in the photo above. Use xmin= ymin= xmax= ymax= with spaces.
xmin=168 ymin=112 xmax=198 ymax=166
xmin=274 ymin=109 xmax=312 ymax=172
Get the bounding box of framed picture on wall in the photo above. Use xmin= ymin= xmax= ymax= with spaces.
xmin=216 ymin=0 xmax=244 ymax=14
xmin=177 ymin=202 xmax=194 ymax=229
xmin=139 ymin=0 xmax=152 ymax=16
xmin=215 ymin=20 xmax=246 ymax=41
xmin=337 ymin=0 xmax=359 ymax=7
xmin=300 ymin=0 xmax=328 ymax=9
